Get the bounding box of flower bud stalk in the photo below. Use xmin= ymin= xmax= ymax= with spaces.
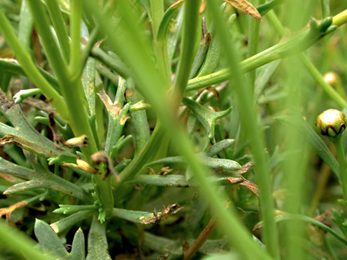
xmin=317 ymin=109 xmax=347 ymax=205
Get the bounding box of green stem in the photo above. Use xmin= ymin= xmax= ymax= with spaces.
xmin=206 ymin=0 xmax=279 ymax=258
xmin=187 ymin=9 xmax=347 ymax=92
xmin=0 ymin=9 xmax=69 ymax=120
xmin=45 ymin=0 xmax=70 ymax=62
xmin=91 ymin=47 xmax=130 ymax=79
xmin=149 ymin=0 xmax=163 ymax=37
xmin=299 ymin=54 xmax=347 ymax=109
xmin=332 ymin=9 xmax=347 ymax=26
xmin=27 ymin=0 xmax=70 ymax=86
xmin=247 ymin=0 xmax=263 ymax=91
xmin=69 ymin=0 xmax=82 ymax=75
xmin=267 ymin=11 xmax=347 ymax=109
xmin=333 ymin=136 xmax=347 ymax=205
xmin=18 ymin=0 xmax=33 ymax=48
xmin=321 ymin=0 xmax=330 ymax=18
xmin=150 ymin=0 xmax=171 ymax=84
xmin=172 ymin=0 xmax=201 ymax=105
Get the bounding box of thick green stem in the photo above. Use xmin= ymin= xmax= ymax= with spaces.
xmin=333 ymin=137 xmax=347 ymax=205
xmin=45 ymin=0 xmax=70 ymax=62
xmin=206 ymin=0 xmax=279 ymax=258
xmin=247 ymin=0 xmax=263 ymax=91
xmin=172 ymin=0 xmax=201 ymax=105
xmin=267 ymin=11 xmax=347 ymax=110
xmin=69 ymin=0 xmax=82 ymax=74
xmin=150 ymin=0 xmax=171 ymax=82
xmin=0 ymin=9 xmax=69 ymax=120
xmin=299 ymin=54 xmax=347 ymax=109
xmin=187 ymin=9 xmax=347 ymax=92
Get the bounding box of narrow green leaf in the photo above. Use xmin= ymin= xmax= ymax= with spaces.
xmin=157 ymin=0 xmax=183 ymax=41
xmin=206 ymin=139 xmax=235 ymax=156
xmin=54 ymin=205 xmax=97 ymax=215
xmin=112 ymin=208 xmax=155 ymax=224
xmin=197 ymin=32 xmax=222 ymax=77
xmin=0 ymin=156 xmax=34 ymax=180
xmin=127 ymin=175 xmax=190 ymax=187
xmin=17 ymin=0 xmax=33 ymax=48
xmin=276 ymin=115 xmax=339 ymax=179
xmin=51 ymin=211 xmax=94 ymax=234
xmin=147 ymin=155 xmax=241 ymax=171
xmin=183 ymin=97 xmax=232 ymax=139
xmin=274 ymin=214 xmax=347 ymax=245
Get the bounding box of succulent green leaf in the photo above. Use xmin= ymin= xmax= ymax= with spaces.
xmin=69 ymin=228 xmax=85 ymax=260
xmin=1 ymin=155 xmax=90 ymax=201
xmin=147 ymin=155 xmax=241 ymax=171
xmin=53 ymin=205 xmax=97 ymax=215
xmin=112 ymin=208 xmax=156 ymax=224
xmin=0 ymin=99 xmax=73 ymax=158
xmin=127 ymin=175 xmax=190 ymax=187
xmin=86 ymin=217 xmax=111 ymax=260
xmin=51 ymin=211 xmax=94 ymax=235
xmin=197 ymin=33 xmax=222 ymax=77
xmin=190 ymin=32 xmax=212 ymax=78
xmin=183 ymin=97 xmax=232 ymax=139
xmin=206 ymin=139 xmax=235 ymax=156
xmin=0 ymin=156 xmax=34 ymax=180
xmin=34 ymin=219 xmax=69 ymax=258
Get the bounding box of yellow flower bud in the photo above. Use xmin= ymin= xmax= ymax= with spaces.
xmin=324 ymin=72 xmax=338 ymax=87
xmin=316 ymin=109 xmax=346 ymax=137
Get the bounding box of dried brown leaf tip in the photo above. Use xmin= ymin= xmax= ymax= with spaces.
xmin=98 ymin=90 xmax=121 ymax=117
xmin=0 ymin=201 xmax=28 ymax=220
xmin=142 ymin=204 xmax=183 ymax=225
xmin=224 ymin=0 xmax=262 ymax=21
xmin=91 ymin=151 xmax=119 ymax=181
xmin=226 ymin=176 xmax=259 ymax=196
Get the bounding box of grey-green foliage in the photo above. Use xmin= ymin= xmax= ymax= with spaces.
xmin=35 ymin=219 xmax=85 ymax=260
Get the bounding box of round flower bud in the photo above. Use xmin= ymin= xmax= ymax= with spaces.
xmin=324 ymin=72 xmax=338 ymax=87
xmin=316 ymin=109 xmax=346 ymax=137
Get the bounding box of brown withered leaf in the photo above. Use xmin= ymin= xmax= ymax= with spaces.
xmin=224 ymin=0 xmax=262 ymax=21
xmin=236 ymin=161 xmax=254 ymax=174
xmin=226 ymin=176 xmax=259 ymax=196
xmin=98 ymin=90 xmax=121 ymax=117
xmin=0 ymin=201 xmax=27 ymax=220
xmin=91 ymin=151 xmax=119 ymax=180
xmin=240 ymin=179 xmax=259 ymax=196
